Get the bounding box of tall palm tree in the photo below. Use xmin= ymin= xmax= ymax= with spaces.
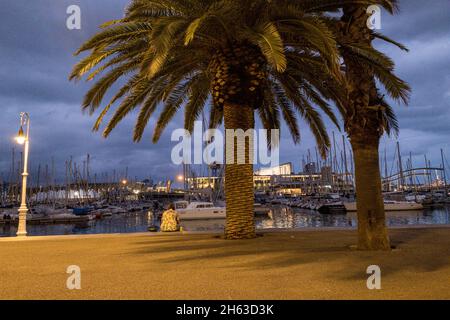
xmin=278 ymin=0 xmax=410 ymax=250
xmin=286 ymin=0 xmax=409 ymax=250
xmin=70 ymin=0 xmax=346 ymax=239
xmin=320 ymin=0 xmax=410 ymax=250
xmin=340 ymin=3 xmax=410 ymax=250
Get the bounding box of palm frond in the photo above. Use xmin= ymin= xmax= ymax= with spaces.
xmin=74 ymin=22 xmax=152 ymax=55
xmin=372 ymin=64 xmax=410 ymax=105
xmin=248 ymin=22 xmax=287 ymax=72
xmin=373 ymin=32 xmax=409 ymax=51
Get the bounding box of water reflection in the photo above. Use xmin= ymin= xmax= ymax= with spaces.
xmin=1 ymin=206 xmax=449 ymax=237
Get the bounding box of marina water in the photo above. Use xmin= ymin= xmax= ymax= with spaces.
xmin=1 ymin=206 xmax=449 ymax=237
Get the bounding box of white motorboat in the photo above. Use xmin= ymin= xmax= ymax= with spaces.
xmin=175 ymin=201 xmax=226 ymax=220
xmin=174 ymin=201 xmax=273 ymax=220
xmin=344 ymin=200 xmax=424 ymax=212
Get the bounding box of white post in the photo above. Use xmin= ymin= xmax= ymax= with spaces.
xmin=16 ymin=113 xmax=30 ymax=237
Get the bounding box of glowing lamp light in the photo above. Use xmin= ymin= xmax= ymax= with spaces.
xmin=15 ymin=112 xmax=30 ymax=237
xmin=15 ymin=126 xmax=26 ymax=145
xmin=177 ymin=175 xmax=184 ymax=182
xmin=122 ymin=179 xmax=128 ymax=185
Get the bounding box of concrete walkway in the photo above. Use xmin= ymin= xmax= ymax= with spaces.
xmin=0 ymin=227 xmax=449 ymax=299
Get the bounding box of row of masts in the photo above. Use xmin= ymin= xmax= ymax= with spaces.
xmin=0 ymin=151 xmax=137 ymax=207
xmin=384 ymin=142 xmax=449 ymax=193
xmin=301 ymin=132 xmax=354 ymax=194
xmin=184 ymin=130 xmax=449 ymax=196
xmin=1 ymin=136 xmax=448 ymax=205
xmin=301 ymin=135 xmax=449 ymax=194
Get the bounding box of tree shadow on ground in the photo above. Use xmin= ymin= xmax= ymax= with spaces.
xmin=126 ymin=228 xmax=450 ymax=280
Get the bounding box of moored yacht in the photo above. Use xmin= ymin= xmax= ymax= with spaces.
xmin=344 ymin=200 xmax=424 ymax=212
xmin=174 ymin=201 xmax=226 ymax=220
xmin=174 ymin=201 xmax=272 ymax=220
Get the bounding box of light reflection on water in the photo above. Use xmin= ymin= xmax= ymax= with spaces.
xmin=257 ymin=207 xmax=450 ymax=230
xmin=0 ymin=206 xmax=449 ymax=237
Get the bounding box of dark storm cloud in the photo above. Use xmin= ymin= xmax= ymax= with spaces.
xmin=0 ymin=0 xmax=449 ymax=182
xmin=380 ymin=0 xmax=450 ymax=41
xmin=0 ymin=0 xmax=180 ymax=181
xmin=354 ymin=0 xmax=450 ymax=171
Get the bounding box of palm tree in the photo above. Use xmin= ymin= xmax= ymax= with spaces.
xmin=70 ymin=0 xmax=346 ymax=239
xmin=275 ymin=0 xmax=409 ymax=250
xmin=284 ymin=0 xmax=409 ymax=250
xmin=324 ymin=1 xmax=410 ymax=250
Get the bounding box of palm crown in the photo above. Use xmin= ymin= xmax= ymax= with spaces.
xmin=70 ymin=0 xmax=363 ymax=155
xmin=327 ymin=4 xmax=410 ymax=137
xmin=71 ymin=0 xmax=409 ymax=155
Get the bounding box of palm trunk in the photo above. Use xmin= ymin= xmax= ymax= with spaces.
xmin=340 ymin=6 xmax=391 ymax=250
xmin=223 ymin=102 xmax=256 ymax=239
xmin=351 ymin=138 xmax=390 ymax=250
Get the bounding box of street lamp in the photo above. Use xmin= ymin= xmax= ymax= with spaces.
xmin=15 ymin=112 xmax=30 ymax=237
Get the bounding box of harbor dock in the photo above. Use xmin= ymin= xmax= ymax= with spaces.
xmin=0 ymin=215 xmax=91 ymax=225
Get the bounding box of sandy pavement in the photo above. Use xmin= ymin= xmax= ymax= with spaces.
xmin=0 ymin=226 xmax=449 ymax=299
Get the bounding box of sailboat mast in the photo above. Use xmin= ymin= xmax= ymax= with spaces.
xmin=342 ymin=135 xmax=348 ymax=192
xmin=441 ymin=149 xmax=448 ymax=196
xmin=384 ymin=147 xmax=388 ymax=192
xmin=397 ymin=141 xmax=404 ymax=190
xmin=332 ymin=132 xmax=337 ymax=192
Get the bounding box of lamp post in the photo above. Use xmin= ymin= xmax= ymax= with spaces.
xmin=15 ymin=112 xmax=30 ymax=237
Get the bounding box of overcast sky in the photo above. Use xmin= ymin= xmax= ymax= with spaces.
xmin=0 ymin=0 xmax=449 ymax=184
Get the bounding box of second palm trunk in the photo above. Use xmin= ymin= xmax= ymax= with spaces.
xmin=351 ymin=139 xmax=390 ymax=250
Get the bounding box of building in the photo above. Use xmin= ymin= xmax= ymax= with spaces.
xmin=187 ymin=163 xmax=354 ymax=196
xmin=255 ymin=163 xmax=293 ymax=176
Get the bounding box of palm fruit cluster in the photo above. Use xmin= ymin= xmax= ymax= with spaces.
xmin=209 ymin=42 xmax=268 ymax=110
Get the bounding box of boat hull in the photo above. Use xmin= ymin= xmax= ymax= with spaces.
xmin=72 ymin=207 xmax=93 ymax=216
xmin=344 ymin=202 xmax=424 ymax=212
xmin=178 ymin=210 xmax=226 ymax=220
xmin=177 ymin=202 xmax=273 ymax=220
xmin=177 ymin=204 xmax=226 ymax=220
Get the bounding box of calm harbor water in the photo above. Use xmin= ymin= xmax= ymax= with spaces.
xmin=1 ymin=206 xmax=449 ymax=237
